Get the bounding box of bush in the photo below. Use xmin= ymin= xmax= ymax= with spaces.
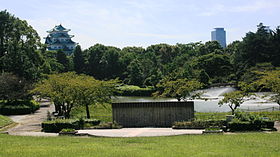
xmin=117 ymin=85 xmax=155 ymax=96
xmin=60 ymin=128 xmax=76 ymax=133
xmin=78 ymin=118 xmax=101 ymax=129
xmin=0 ymin=100 xmax=40 ymax=115
xmin=226 ymin=110 xmax=276 ymax=132
xmin=84 ymin=119 xmax=101 ymax=126
xmin=42 ymin=118 xmax=101 ymax=133
xmin=172 ymin=120 xmax=226 ymax=129
xmin=228 ymin=119 xmax=275 ymax=132
xmin=42 ymin=119 xmax=79 ymax=133
xmin=93 ymin=122 xmax=122 ymax=129
xmin=228 ymin=121 xmax=259 ymax=131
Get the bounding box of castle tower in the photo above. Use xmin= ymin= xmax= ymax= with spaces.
xmin=45 ymin=24 xmax=77 ymax=55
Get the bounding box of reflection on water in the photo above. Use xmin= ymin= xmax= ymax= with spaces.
xmin=113 ymin=87 xmax=279 ymax=112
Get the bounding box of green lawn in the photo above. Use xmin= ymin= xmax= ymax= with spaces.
xmin=0 ymin=115 xmax=13 ymax=129
xmin=0 ymin=133 xmax=279 ymax=157
xmin=70 ymin=104 xmax=112 ymax=122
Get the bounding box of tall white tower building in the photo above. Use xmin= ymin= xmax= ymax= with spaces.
xmin=211 ymin=28 xmax=226 ymax=48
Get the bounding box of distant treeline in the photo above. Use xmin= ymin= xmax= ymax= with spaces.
xmin=1 ymin=10 xmax=280 ymax=88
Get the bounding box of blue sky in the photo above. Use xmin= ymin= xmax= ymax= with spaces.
xmin=1 ymin=0 xmax=280 ymax=49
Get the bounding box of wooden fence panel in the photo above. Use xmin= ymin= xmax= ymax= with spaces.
xmin=112 ymin=101 xmax=194 ymax=127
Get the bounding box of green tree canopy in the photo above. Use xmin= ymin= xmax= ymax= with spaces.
xmin=253 ymin=70 xmax=280 ymax=105
xmin=0 ymin=73 xmax=31 ymax=101
xmin=154 ymin=78 xmax=203 ymax=101
xmin=0 ymin=10 xmax=44 ymax=81
xmin=73 ymin=45 xmax=85 ymax=74
xmin=32 ymin=72 xmax=118 ymax=118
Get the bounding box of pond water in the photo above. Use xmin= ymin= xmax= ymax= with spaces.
xmin=112 ymin=87 xmax=280 ymax=112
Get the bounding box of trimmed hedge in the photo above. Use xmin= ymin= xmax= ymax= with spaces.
xmin=172 ymin=120 xmax=226 ymax=129
xmin=228 ymin=120 xmax=275 ymax=132
xmin=117 ymin=85 xmax=155 ymax=96
xmin=42 ymin=119 xmax=101 ymax=133
xmin=93 ymin=122 xmax=122 ymax=129
xmin=42 ymin=119 xmax=79 ymax=133
xmin=0 ymin=100 xmax=40 ymax=115
xmin=226 ymin=111 xmax=276 ymax=132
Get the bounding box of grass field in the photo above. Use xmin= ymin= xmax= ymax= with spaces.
xmin=0 ymin=115 xmax=13 ymax=129
xmin=0 ymin=133 xmax=279 ymax=157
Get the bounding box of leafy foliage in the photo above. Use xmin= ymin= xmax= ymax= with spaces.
xmin=0 ymin=73 xmax=31 ymax=101
xmin=218 ymin=91 xmax=248 ymax=115
xmin=0 ymin=100 xmax=39 ymax=115
xmin=32 ymin=72 xmax=118 ymax=118
xmin=73 ymin=45 xmax=85 ymax=74
xmin=154 ymin=79 xmax=203 ymax=101
xmin=254 ymin=70 xmax=280 ymax=105
xmin=0 ymin=10 xmax=44 ymax=81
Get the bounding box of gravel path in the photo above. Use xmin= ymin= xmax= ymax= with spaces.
xmin=7 ymin=100 xmax=58 ymax=136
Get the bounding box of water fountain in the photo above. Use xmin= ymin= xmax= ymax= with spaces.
xmin=113 ymin=87 xmax=279 ymax=112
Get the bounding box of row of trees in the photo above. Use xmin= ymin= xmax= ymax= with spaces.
xmin=2 ymin=10 xmax=280 ymax=90
xmin=1 ymin=10 xmax=280 ymax=118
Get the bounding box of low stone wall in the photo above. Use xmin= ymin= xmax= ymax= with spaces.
xmin=112 ymin=101 xmax=194 ymax=127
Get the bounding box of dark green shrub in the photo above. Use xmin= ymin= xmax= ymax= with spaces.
xmin=93 ymin=122 xmax=122 ymax=129
xmin=77 ymin=118 xmax=100 ymax=129
xmin=172 ymin=120 xmax=226 ymax=129
xmin=227 ymin=110 xmax=276 ymax=132
xmin=84 ymin=119 xmax=101 ymax=126
xmin=262 ymin=121 xmax=275 ymax=128
xmin=42 ymin=119 xmax=79 ymax=133
xmin=60 ymin=128 xmax=76 ymax=133
xmin=228 ymin=120 xmax=275 ymax=132
xmin=42 ymin=118 xmax=101 ymax=133
xmin=228 ymin=121 xmax=259 ymax=131
xmin=0 ymin=100 xmax=40 ymax=115
xmin=235 ymin=110 xmax=262 ymax=122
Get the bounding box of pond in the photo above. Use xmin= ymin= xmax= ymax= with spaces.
xmin=113 ymin=87 xmax=280 ymax=112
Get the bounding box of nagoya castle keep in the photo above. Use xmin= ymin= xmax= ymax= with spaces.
xmin=45 ymin=24 xmax=77 ymax=55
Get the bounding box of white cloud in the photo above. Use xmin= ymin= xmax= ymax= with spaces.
xmin=199 ymin=0 xmax=280 ymax=16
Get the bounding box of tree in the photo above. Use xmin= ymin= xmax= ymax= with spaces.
xmin=56 ymin=50 xmax=69 ymax=72
xmin=73 ymin=45 xmax=85 ymax=74
xmin=126 ymin=59 xmax=144 ymax=86
xmin=254 ymin=70 xmax=280 ymax=106
xmin=72 ymin=75 xmax=118 ymax=118
xmin=87 ymin=44 xmax=121 ymax=79
xmin=0 ymin=73 xmax=31 ymax=102
xmin=154 ymin=78 xmax=203 ymax=101
xmin=0 ymin=10 xmax=44 ymax=81
xmin=198 ymin=41 xmax=223 ymax=56
xmin=32 ymin=72 xmax=118 ymax=118
xmin=233 ymin=23 xmax=272 ymax=67
xmin=218 ymin=82 xmax=252 ymax=115
xmin=218 ymin=91 xmax=247 ymax=115
xmin=193 ymin=53 xmax=232 ymax=83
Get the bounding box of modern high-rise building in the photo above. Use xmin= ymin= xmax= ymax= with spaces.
xmin=211 ymin=28 xmax=226 ymax=48
xmin=44 ymin=24 xmax=77 ymax=55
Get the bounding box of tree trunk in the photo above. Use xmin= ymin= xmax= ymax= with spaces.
xmin=229 ymin=104 xmax=235 ymax=115
xmin=86 ymin=104 xmax=91 ymax=119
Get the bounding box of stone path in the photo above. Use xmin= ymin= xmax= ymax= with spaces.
xmin=78 ymin=128 xmax=203 ymax=137
xmin=275 ymin=121 xmax=280 ymax=132
xmin=7 ymin=100 xmax=58 ymax=136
